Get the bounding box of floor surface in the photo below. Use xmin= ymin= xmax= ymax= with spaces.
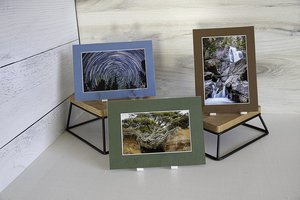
xmin=1 ymin=113 xmax=300 ymax=200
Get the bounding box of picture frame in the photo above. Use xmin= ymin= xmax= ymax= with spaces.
xmin=108 ymin=97 xmax=205 ymax=169
xmin=193 ymin=26 xmax=258 ymax=113
xmin=73 ymin=40 xmax=156 ymax=101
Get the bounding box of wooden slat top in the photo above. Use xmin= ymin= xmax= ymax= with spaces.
xmin=70 ymin=95 xmax=107 ymax=117
xmin=70 ymin=94 xmax=261 ymax=133
xmin=69 ymin=95 xmax=154 ymax=118
xmin=203 ymin=107 xmax=261 ymax=133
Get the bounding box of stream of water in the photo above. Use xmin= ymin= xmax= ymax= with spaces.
xmin=206 ymin=85 xmax=234 ymax=105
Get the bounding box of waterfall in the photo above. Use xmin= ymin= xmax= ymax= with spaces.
xmin=221 ymin=85 xmax=226 ymax=98
xmin=211 ymin=85 xmax=217 ymax=98
xmin=212 ymin=85 xmax=227 ymax=98
xmin=206 ymin=84 xmax=234 ymax=105
xmin=228 ymin=46 xmax=244 ymax=63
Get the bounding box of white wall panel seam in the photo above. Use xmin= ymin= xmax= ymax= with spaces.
xmin=0 ymin=96 xmax=72 ymax=150
xmin=0 ymin=39 xmax=78 ymax=69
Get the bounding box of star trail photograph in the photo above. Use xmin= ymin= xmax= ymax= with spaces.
xmin=81 ymin=49 xmax=147 ymax=92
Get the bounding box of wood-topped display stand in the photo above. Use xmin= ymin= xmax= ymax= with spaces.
xmin=66 ymin=94 xmax=269 ymax=159
xmin=66 ymin=95 xmax=109 ymax=154
xmin=66 ymin=95 xmax=153 ymax=155
xmin=203 ymin=106 xmax=269 ymax=160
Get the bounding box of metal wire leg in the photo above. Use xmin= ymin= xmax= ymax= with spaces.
xmin=66 ymin=102 xmax=109 ymax=155
xmin=102 ymin=118 xmax=109 ymax=154
xmin=205 ymin=114 xmax=269 ymax=161
xmin=66 ymin=103 xmax=73 ymax=129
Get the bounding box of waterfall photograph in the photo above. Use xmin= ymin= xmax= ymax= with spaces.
xmin=202 ymin=35 xmax=249 ymax=105
xmin=121 ymin=110 xmax=191 ymax=155
xmin=81 ymin=48 xmax=147 ymax=92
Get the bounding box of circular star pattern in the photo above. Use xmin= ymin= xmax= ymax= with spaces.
xmin=82 ymin=49 xmax=147 ymax=92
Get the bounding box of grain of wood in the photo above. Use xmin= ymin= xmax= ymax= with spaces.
xmin=203 ymin=108 xmax=261 ymax=133
xmin=70 ymin=95 xmax=108 ymax=117
xmin=0 ymin=0 xmax=78 ymax=67
xmin=0 ymin=100 xmax=69 ymax=192
xmin=0 ymin=0 xmax=78 ymax=192
xmin=75 ymin=0 xmax=300 ymax=113
xmin=0 ymin=42 xmax=77 ymax=147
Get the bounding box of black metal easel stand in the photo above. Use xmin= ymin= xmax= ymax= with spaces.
xmin=205 ymin=113 xmax=269 ymax=161
xmin=66 ymin=102 xmax=109 ymax=155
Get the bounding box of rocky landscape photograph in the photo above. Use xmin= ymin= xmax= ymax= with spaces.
xmin=121 ymin=110 xmax=191 ymax=155
xmin=202 ymin=35 xmax=249 ymax=105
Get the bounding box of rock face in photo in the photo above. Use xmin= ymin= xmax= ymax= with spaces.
xmin=203 ymin=36 xmax=249 ymax=104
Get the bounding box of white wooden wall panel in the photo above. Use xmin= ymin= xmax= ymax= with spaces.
xmin=76 ymin=0 xmax=300 ymax=114
xmin=0 ymin=100 xmax=69 ymax=192
xmin=0 ymin=0 xmax=78 ymax=67
xmin=0 ymin=0 xmax=78 ymax=192
xmin=0 ymin=42 xmax=76 ymax=147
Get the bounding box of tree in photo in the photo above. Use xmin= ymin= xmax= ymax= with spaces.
xmin=111 ymin=76 xmax=119 ymax=90
xmin=105 ymin=78 xmax=112 ymax=90
xmin=122 ymin=111 xmax=190 ymax=153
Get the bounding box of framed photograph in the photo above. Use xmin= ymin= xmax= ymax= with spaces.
xmin=193 ymin=26 xmax=258 ymax=113
xmin=108 ymin=97 xmax=205 ymax=169
xmin=73 ymin=40 xmax=156 ymax=101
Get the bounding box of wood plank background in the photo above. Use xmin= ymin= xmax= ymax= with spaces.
xmin=75 ymin=0 xmax=300 ymax=114
xmin=0 ymin=0 xmax=78 ymax=191
xmin=0 ymin=0 xmax=78 ymax=67
xmin=0 ymin=43 xmax=76 ymax=147
xmin=0 ymin=100 xmax=70 ymax=191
